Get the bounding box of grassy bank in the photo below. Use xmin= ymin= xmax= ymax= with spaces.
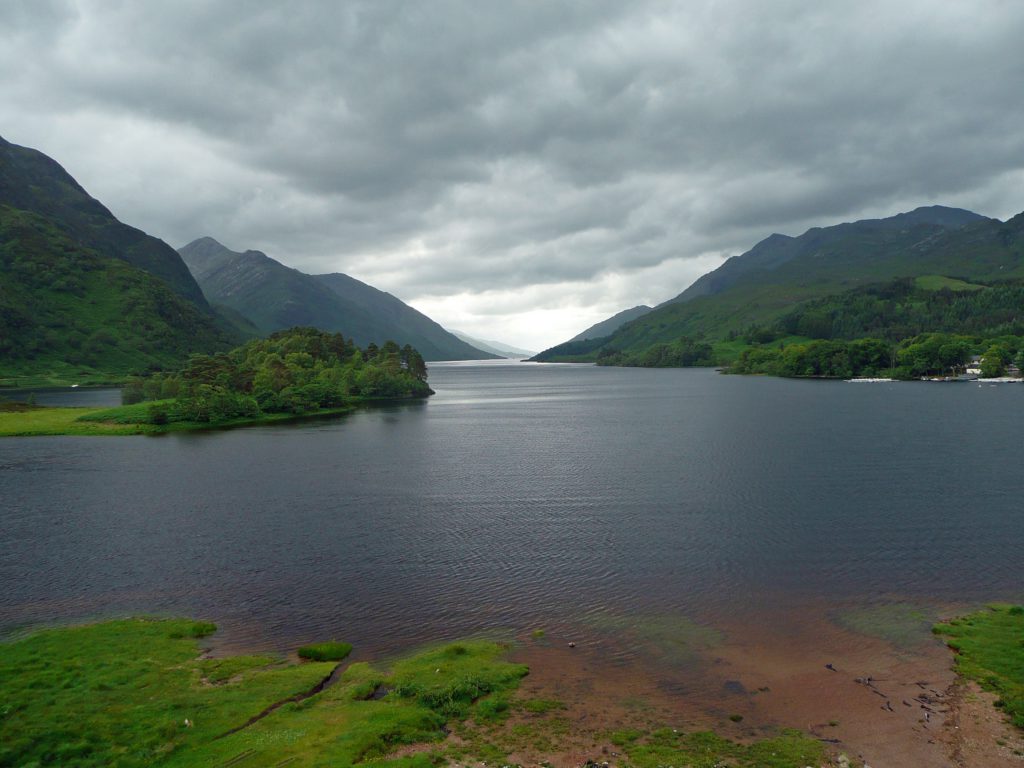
xmin=935 ymin=604 xmax=1024 ymax=728
xmin=0 ymin=618 xmax=831 ymax=768
xmin=0 ymin=405 xmax=153 ymax=436
xmin=0 ymin=403 xmax=360 ymax=437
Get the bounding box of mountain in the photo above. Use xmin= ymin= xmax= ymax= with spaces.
xmin=662 ymin=206 xmax=987 ymax=308
xmin=536 ymin=205 xmax=1024 ymax=364
xmin=450 ymin=331 xmax=535 ymax=358
xmin=0 ymin=136 xmax=208 ymax=307
xmin=178 ymin=237 xmax=498 ymax=361
xmin=0 ymin=137 xmax=234 ymax=382
xmin=567 ymin=305 xmax=652 ymax=342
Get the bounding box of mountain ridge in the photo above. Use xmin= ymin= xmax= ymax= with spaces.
xmin=531 ymin=205 xmax=1022 ymax=364
xmin=0 ymin=135 xmax=209 ymax=308
xmin=0 ymin=139 xmax=235 ymax=382
xmin=179 ymin=237 xmax=498 ymax=361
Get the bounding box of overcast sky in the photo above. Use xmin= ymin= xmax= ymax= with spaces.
xmin=3 ymin=1 xmax=1024 ymax=349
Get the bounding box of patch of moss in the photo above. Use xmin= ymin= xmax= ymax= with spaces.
xmin=297 ymin=640 xmax=353 ymax=662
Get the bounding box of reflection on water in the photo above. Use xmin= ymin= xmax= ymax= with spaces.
xmin=0 ymin=387 xmax=122 ymax=408
xmin=1 ymin=361 xmax=1022 ymax=659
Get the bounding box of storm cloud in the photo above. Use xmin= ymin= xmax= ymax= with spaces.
xmin=3 ymin=0 xmax=1024 ymax=347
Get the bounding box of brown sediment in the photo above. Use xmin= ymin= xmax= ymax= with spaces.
xmin=455 ymin=605 xmax=1021 ymax=768
xmin=939 ymin=679 xmax=1024 ymax=767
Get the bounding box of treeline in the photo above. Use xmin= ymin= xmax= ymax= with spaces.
xmin=595 ymin=337 xmax=714 ymax=368
xmin=122 ymin=327 xmax=431 ymax=423
xmin=731 ymin=332 xmax=1024 ymax=379
xmin=738 ymin=278 xmax=1024 ymax=344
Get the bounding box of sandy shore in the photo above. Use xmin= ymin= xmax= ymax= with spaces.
xmin=482 ymin=606 xmax=1021 ymax=768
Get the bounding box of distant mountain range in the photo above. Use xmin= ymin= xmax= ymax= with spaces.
xmin=450 ymin=331 xmax=535 ymax=358
xmin=0 ymin=135 xmax=234 ymax=382
xmin=532 ymin=205 xmax=1024 ymax=364
xmin=178 ymin=237 xmax=498 ymax=361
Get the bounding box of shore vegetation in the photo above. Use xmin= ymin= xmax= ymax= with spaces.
xmin=0 ymin=618 xmax=834 ymax=768
xmin=934 ymin=604 xmax=1024 ymax=729
xmin=0 ymin=327 xmax=432 ymax=436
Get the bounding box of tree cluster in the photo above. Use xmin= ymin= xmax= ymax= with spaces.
xmin=731 ymin=332 xmax=1024 ymax=379
xmin=596 ymin=337 xmax=714 ymax=368
xmin=122 ymin=327 xmax=431 ymax=423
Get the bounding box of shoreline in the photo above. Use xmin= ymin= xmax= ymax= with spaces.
xmin=0 ymin=397 xmax=428 ymax=437
xmin=5 ymin=605 xmax=1022 ymax=766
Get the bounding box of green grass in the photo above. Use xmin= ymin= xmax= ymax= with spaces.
xmin=0 ymin=406 xmax=153 ymax=436
xmin=934 ymin=604 xmax=1024 ymax=728
xmin=914 ymin=274 xmax=986 ymax=291
xmin=0 ymin=619 xmax=526 ymax=768
xmin=0 ymin=403 xmax=358 ymax=437
xmin=0 ymin=618 xmax=334 ymax=768
xmin=297 ymin=641 xmax=353 ymax=662
xmin=0 ymin=618 xmax=836 ymax=767
xmin=619 ymin=727 xmax=824 ymax=768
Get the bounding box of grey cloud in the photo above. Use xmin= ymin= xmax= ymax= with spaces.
xmin=2 ymin=0 xmax=1024 ymax=345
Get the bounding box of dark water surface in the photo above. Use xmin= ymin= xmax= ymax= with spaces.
xmin=2 ymin=362 xmax=1022 ymax=655
xmin=0 ymin=386 xmax=122 ymax=407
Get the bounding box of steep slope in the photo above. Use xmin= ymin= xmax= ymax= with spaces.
xmin=0 ymin=135 xmax=208 ymax=307
xmin=599 ymin=206 xmax=1022 ymax=355
xmin=567 ymin=305 xmax=652 ymax=342
xmin=179 ymin=237 xmax=498 ymax=361
xmin=0 ymin=138 xmax=235 ymax=382
xmin=665 ymin=206 xmax=986 ymax=307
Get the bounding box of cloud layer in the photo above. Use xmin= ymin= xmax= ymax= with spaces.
xmin=3 ymin=1 xmax=1024 ymax=347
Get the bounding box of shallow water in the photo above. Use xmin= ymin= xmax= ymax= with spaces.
xmin=2 ymin=361 xmax=1022 ymax=658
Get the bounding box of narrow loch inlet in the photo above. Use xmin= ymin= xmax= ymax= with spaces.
xmin=3 ymin=361 xmax=1024 ymax=765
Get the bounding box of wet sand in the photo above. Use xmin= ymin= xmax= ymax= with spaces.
xmin=491 ymin=605 xmax=1020 ymax=768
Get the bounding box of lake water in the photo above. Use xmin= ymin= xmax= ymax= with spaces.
xmin=2 ymin=361 xmax=1023 ymax=657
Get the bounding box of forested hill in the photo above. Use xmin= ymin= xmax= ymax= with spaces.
xmin=0 ymin=137 xmax=234 ymax=383
xmin=531 ymin=206 xmax=1024 ymax=365
xmin=0 ymin=136 xmax=207 ymax=306
xmin=179 ymin=237 xmax=498 ymax=362
xmin=761 ymin=275 xmax=1024 ymax=343
xmin=730 ymin=276 xmax=1024 ymax=379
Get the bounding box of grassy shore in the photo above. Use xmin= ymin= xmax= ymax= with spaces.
xmin=0 ymin=403 xmax=358 ymax=437
xmin=934 ymin=604 xmax=1024 ymax=728
xmin=0 ymin=618 xmax=830 ymax=768
xmin=0 ymin=405 xmax=152 ymax=436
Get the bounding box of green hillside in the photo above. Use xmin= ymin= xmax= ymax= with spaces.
xmin=0 ymin=135 xmax=208 ymax=306
xmin=179 ymin=237 xmax=498 ymax=361
xmin=0 ymin=137 xmax=239 ymax=385
xmin=0 ymin=207 xmax=233 ymax=385
xmin=532 ymin=206 xmax=1024 ymax=365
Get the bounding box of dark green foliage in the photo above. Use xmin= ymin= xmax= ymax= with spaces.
xmin=528 ymin=335 xmax=609 ymax=362
xmin=731 ymin=331 xmax=1024 ymax=378
xmin=297 ymin=641 xmax=353 ymax=662
xmin=0 ymin=207 xmax=236 ymax=379
xmin=769 ymin=277 xmax=1024 ymax=342
xmin=120 ymin=327 xmax=432 ymax=424
xmin=596 ymin=337 xmax=714 ymax=368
